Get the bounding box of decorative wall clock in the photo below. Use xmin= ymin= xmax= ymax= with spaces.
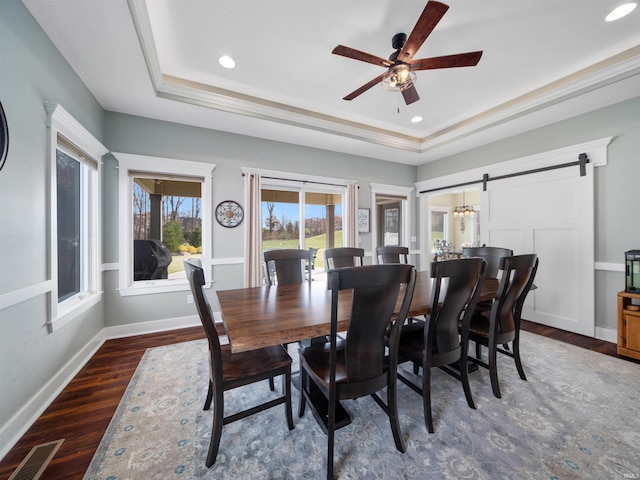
xmin=215 ymin=200 xmax=244 ymax=228
xmin=0 ymin=102 xmax=8 ymax=172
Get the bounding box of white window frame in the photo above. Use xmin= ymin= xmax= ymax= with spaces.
xmin=260 ymin=179 xmax=348 ymax=249
xmin=113 ymin=153 xmax=215 ymax=296
xmin=427 ymin=206 xmax=450 ymax=253
xmin=46 ymin=102 xmax=107 ymax=332
xmin=370 ymin=183 xmax=414 ymax=256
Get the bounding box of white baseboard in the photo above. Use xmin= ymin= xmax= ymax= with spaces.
xmin=595 ymin=326 xmax=617 ymax=344
xmin=0 ymin=314 xmax=205 ymax=461
xmin=0 ymin=329 xmax=107 ymax=461
xmin=103 ymin=315 xmax=201 ymax=340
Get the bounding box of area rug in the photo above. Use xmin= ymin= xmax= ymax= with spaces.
xmin=83 ymin=332 xmax=640 ymax=479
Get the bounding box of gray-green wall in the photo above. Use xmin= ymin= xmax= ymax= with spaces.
xmin=101 ymin=112 xmax=417 ymax=326
xmin=0 ymin=0 xmax=105 ymax=437
xmin=418 ymin=96 xmax=640 ymax=329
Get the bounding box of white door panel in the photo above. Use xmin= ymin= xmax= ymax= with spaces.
xmin=482 ymin=163 xmax=594 ymax=336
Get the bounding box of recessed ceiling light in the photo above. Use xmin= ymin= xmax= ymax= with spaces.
xmin=218 ymin=56 xmax=235 ymax=69
xmin=411 ymin=116 xmax=423 ymax=123
xmin=605 ymin=2 xmax=637 ymax=21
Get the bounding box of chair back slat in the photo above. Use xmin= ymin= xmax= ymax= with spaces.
xmin=329 ymin=264 xmax=415 ymax=385
xmin=492 ymin=254 xmax=538 ymax=338
xmin=324 ymin=247 xmax=365 ymax=270
xmin=184 ymin=258 xmax=223 ymax=380
xmin=264 ymin=249 xmax=313 ymax=285
xmin=375 ymin=245 xmax=409 ymax=264
xmin=429 ymin=258 xmax=486 ymax=359
xmin=462 ymin=246 xmax=513 ymax=278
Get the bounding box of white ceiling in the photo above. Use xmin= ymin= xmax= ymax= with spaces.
xmin=22 ymin=0 xmax=640 ymax=166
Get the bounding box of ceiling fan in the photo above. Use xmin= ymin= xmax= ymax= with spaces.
xmin=332 ymin=0 xmax=483 ymax=105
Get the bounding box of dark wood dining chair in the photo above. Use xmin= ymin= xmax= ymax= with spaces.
xmin=184 ymin=258 xmax=294 ymax=467
xmin=396 ymin=258 xmax=486 ymax=433
xmin=323 ymin=247 xmax=364 ymax=270
xmin=298 ymin=264 xmax=416 ymax=480
xmin=462 ymin=246 xmax=514 ymax=316
xmin=462 ymin=246 xmax=513 ymax=278
xmin=375 ymin=245 xmax=410 ymax=264
xmin=264 ymin=248 xmax=314 ymax=286
xmin=467 ymin=254 xmax=539 ymax=398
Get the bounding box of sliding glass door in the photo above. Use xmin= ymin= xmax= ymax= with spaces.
xmin=261 ymin=183 xmax=344 ymax=272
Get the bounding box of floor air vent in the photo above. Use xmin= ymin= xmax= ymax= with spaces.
xmin=8 ymin=439 xmax=64 ymax=480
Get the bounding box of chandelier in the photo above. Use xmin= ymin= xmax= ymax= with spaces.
xmin=453 ymin=192 xmax=476 ymax=233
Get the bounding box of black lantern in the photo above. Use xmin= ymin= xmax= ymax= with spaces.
xmin=625 ymin=250 xmax=640 ymax=293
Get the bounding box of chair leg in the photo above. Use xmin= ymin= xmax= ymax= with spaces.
xmin=204 ymin=379 xmax=213 ymax=410
xmin=205 ymin=385 xmax=224 ymax=467
xmin=460 ymin=357 xmax=476 ymax=411
xmin=298 ymin=367 xmax=307 ymax=417
xmin=423 ymin=366 xmax=434 ymax=433
xmin=513 ymin=339 xmax=527 ymax=381
xmin=413 ymin=361 xmax=419 ymax=375
xmin=327 ymin=390 xmax=336 ymax=480
xmin=284 ymin=370 xmax=294 ymax=430
xmin=269 ymin=377 xmax=275 ymax=391
xmin=488 ymin=339 xmax=501 ymax=398
xmin=387 ymin=375 xmax=406 ymax=453
xmin=475 ymin=341 xmax=481 ymax=359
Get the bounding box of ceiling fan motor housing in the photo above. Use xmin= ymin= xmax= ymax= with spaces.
xmin=389 ymin=33 xmax=408 ymax=63
xmin=392 ymin=32 xmax=407 ymax=50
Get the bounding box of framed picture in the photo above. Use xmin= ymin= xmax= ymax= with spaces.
xmin=0 ymin=102 xmax=8 ymax=172
xmin=357 ymin=208 xmax=370 ymax=233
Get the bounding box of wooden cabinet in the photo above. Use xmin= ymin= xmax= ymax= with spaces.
xmin=617 ymin=291 xmax=640 ymax=360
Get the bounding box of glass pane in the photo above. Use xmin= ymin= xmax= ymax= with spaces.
xmin=261 ymin=189 xmax=300 ymax=250
xmin=430 ymin=211 xmax=445 ymax=251
xmin=305 ymin=192 xmax=342 ymax=271
xmin=376 ymin=195 xmax=404 ymax=247
xmin=132 ymin=177 xmax=202 ymax=281
xmin=57 ymin=150 xmax=81 ymax=302
xmin=383 ymin=207 xmax=399 ymax=246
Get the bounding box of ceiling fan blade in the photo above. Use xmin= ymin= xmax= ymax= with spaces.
xmin=343 ymin=72 xmax=388 ymax=101
xmin=411 ymin=51 xmax=483 ymax=70
xmin=332 ymin=45 xmax=393 ymax=68
xmin=402 ymin=82 xmax=420 ymax=105
xmin=397 ymin=1 xmax=449 ymax=63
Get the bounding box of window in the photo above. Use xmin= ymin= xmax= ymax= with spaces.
xmin=114 ymin=153 xmax=215 ymax=295
xmin=46 ymin=103 xmax=107 ymax=331
xmin=376 ymin=197 xmax=402 ymax=246
xmin=428 ymin=208 xmax=448 ymax=252
xmin=261 ymin=182 xmax=346 ymax=273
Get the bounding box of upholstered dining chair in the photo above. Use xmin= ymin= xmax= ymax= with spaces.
xmin=375 ymin=245 xmax=410 ymax=264
xmin=323 ymin=247 xmax=364 ymax=270
xmin=264 ymin=248 xmax=314 ymax=286
xmin=298 ymin=264 xmax=416 ymax=480
xmin=184 ymin=258 xmax=294 ymax=467
xmin=396 ymin=257 xmax=486 ymax=433
xmin=467 ymin=254 xmax=539 ymax=398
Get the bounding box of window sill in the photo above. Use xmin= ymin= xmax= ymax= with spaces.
xmin=49 ymin=291 xmax=103 ymax=332
xmin=118 ymin=280 xmax=192 ymax=297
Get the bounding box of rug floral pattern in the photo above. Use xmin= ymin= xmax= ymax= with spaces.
xmin=84 ymin=332 xmax=640 ymax=479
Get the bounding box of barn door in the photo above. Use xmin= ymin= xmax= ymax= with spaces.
xmin=482 ymin=163 xmax=595 ymax=336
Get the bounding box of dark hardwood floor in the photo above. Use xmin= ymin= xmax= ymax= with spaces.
xmin=0 ymin=322 xmax=637 ymax=480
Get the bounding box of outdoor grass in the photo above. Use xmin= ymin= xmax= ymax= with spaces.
xmin=262 ymin=231 xmax=343 ymax=270
xmin=166 ymin=232 xmax=342 ymax=274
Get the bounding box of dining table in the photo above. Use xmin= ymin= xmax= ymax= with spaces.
xmin=217 ymin=270 xmax=499 ymax=353
xmin=216 ymin=269 xmax=498 ymax=431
